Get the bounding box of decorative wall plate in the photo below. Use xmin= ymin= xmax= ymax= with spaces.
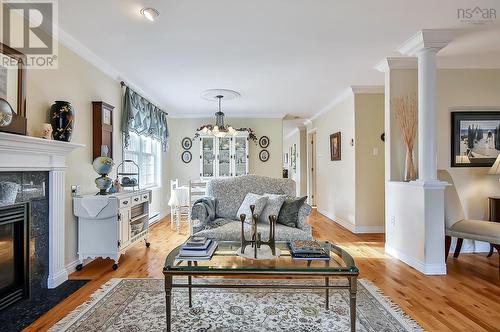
xmin=181 ymin=151 xmax=192 ymax=163
xmin=182 ymin=137 xmax=192 ymax=150
xmin=259 ymin=149 xmax=270 ymax=162
xmin=259 ymin=136 xmax=269 ymax=148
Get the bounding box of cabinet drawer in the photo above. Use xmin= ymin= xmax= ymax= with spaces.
xmin=132 ymin=195 xmax=142 ymax=205
xmin=119 ymin=198 xmax=131 ymax=207
xmin=141 ymin=192 xmax=150 ymax=203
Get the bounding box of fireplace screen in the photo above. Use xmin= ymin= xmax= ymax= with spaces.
xmin=0 ymin=203 xmax=28 ymax=311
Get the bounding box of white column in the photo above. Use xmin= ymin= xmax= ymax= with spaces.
xmin=48 ymin=170 xmax=68 ymax=288
xmin=416 ymin=48 xmax=439 ymax=182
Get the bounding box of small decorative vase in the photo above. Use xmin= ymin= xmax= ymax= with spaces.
xmin=50 ymin=101 xmax=74 ymax=142
xmin=95 ymin=175 xmax=112 ymax=195
xmin=404 ymin=147 xmax=417 ymax=182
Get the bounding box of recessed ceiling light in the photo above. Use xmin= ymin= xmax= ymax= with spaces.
xmin=140 ymin=8 xmax=159 ymax=22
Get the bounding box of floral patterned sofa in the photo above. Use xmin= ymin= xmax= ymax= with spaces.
xmin=190 ymin=175 xmax=313 ymax=241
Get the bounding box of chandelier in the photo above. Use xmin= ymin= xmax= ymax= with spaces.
xmin=200 ymin=95 xmax=237 ymax=138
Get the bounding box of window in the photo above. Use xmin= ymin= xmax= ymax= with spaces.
xmin=123 ymin=132 xmax=161 ymax=188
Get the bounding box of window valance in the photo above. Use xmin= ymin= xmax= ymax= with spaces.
xmin=122 ymin=86 xmax=169 ymax=151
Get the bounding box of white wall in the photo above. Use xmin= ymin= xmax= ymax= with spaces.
xmin=283 ymin=127 xmax=307 ymax=196
xmin=168 ymin=117 xmax=283 ymax=185
xmin=312 ymin=96 xmax=356 ymax=228
xmin=26 ymin=43 xmax=170 ymax=265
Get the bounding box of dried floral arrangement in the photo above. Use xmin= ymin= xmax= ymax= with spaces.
xmin=194 ymin=125 xmax=257 ymax=143
xmin=392 ymin=95 xmax=418 ymax=181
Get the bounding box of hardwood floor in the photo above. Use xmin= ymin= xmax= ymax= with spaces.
xmin=26 ymin=211 xmax=500 ymax=332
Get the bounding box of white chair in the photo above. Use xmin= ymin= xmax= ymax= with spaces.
xmin=188 ymin=180 xmax=207 ymax=235
xmin=169 ymin=179 xmax=190 ymax=233
xmin=439 ymin=170 xmax=500 ymax=274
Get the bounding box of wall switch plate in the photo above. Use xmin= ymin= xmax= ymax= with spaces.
xmin=71 ymin=185 xmax=80 ymax=196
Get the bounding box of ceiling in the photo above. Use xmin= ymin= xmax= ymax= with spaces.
xmin=58 ymin=0 xmax=500 ymax=118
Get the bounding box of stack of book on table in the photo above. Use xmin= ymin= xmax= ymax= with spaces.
xmin=176 ymin=236 xmax=218 ymax=261
xmin=288 ymin=240 xmax=330 ymax=261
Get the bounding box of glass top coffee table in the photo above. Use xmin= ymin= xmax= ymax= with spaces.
xmin=163 ymin=241 xmax=359 ymax=332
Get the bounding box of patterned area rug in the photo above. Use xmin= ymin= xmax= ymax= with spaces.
xmin=49 ymin=278 xmax=423 ymax=332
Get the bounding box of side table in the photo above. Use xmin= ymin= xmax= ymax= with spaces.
xmin=487 ymin=197 xmax=500 ymax=257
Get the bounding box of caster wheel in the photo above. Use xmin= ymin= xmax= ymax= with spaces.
xmin=112 ymin=263 xmax=119 ymax=270
xmin=146 ymin=242 xmax=151 ymax=248
xmin=76 ymin=264 xmax=83 ymax=271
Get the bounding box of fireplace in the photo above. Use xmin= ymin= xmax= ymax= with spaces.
xmin=0 ymin=203 xmax=29 ymax=311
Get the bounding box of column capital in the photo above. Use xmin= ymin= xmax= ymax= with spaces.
xmin=374 ymin=57 xmax=417 ymax=72
xmin=397 ymin=29 xmax=460 ymax=56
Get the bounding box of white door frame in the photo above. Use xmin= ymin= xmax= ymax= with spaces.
xmin=307 ymin=128 xmax=317 ymax=207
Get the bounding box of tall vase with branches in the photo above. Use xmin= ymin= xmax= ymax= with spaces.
xmin=393 ymin=95 xmax=418 ymax=181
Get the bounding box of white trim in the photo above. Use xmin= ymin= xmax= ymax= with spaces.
xmin=306 ymin=127 xmax=317 ymax=134
xmin=284 ymin=127 xmax=299 ymax=140
xmin=385 ymin=244 xmax=447 ymax=275
xmin=354 ymin=225 xmax=385 ymax=234
xmin=317 ymin=209 xmax=356 ymax=233
xmin=57 ymin=27 xmax=165 ymax=109
xmin=168 ymin=112 xmax=286 ymax=119
xmin=317 ymin=208 xmax=385 ymax=234
xmin=149 ymin=211 xmax=168 ymax=226
xmin=350 ymin=85 xmax=384 ymax=94
xmin=374 ymin=57 xmax=418 ymax=72
xmin=397 ymin=29 xmax=459 ymax=56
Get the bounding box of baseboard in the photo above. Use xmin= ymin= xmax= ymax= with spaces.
xmin=149 ymin=211 xmax=168 ymax=226
xmin=65 ymin=258 xmax=94 ymax=275
xmin=385 ymin=244 xmax=447 ymax=275
xmin=47 ymin=269 xmax=69 ymax=289
xmin=317 ymin=209 xmax=384 ymax=234
xmin=317 ymin=209 xmax=356 ymax=233
xmin=450 ymin=238 xmax=490 ymax=253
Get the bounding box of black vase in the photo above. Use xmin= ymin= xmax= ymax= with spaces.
xmin=50 ymin=101 xmax=74 ymax=142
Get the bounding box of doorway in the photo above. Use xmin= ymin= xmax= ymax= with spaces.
xmin=309 ymin=131 xmax=317 ymax=207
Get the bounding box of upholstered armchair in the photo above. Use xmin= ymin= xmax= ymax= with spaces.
xmin=438 ymin=170 xmax=500 ymax=273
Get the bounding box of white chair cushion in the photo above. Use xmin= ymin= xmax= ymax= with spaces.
xmin=447 ymin=219 xmax=500 ymax=245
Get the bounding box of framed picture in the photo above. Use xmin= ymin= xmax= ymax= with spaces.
xmin=330 ymin=132 xmax=341 ymax=161
xmin=182 ymin=137 xmax=192 ymax=150
xmin=181 ymin=151 xmax=192 ymax=163
xmin=259 ymin=149 xmax=270 ymax=162
xmin=451 ymin=111 xmax=500 ymax=167
xmin=283 ymin=152 xmax=289 ymax=165
xmin=259 ymin=136 xmax=270 ymax=148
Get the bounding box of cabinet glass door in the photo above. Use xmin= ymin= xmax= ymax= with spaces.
xmin=201 ymin=137 xmax=215 ymax=177
xmin=234 ymin=137 xmax=247 ymax=176
xmin=218 ymin=137 xmax=231 ymax=177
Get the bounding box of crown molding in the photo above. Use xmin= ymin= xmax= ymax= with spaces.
xmin=169 ymin=112 xmax=286 ymax=119
xmin=350 ymin=85 xmax=384 ymax=94
xmin=57 ymin=27 xmax=166 ymax=110
xmin=374 ymin=57 xmax=418 ymax=72
xmin=307 ymin=88 xmax=353 ymax=122
xmin=397 ymin=29 xmax=460 ymax=56
xmin=284 ymin=127 xmax=300 ymax=140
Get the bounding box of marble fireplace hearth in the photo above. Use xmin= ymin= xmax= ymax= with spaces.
xmin=0 ymin=132 xmax=83 ymax=289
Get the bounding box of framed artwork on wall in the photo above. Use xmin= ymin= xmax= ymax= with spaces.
xmin=330 ymin=132 xmax=341 ymax=161
xmin=451 ymin=111 xmax=500 ymax=167
xmin=182 ymin=137 xmax=192 ymax=150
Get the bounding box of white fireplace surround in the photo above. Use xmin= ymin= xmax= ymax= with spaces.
xmin=0 ymin=132 xmax=84 ymax=288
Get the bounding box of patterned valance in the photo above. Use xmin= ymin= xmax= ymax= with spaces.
xmin=122 ymin=87 xmax=169 ymax=151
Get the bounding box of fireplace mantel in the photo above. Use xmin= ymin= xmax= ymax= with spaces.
xmin=0 ymin=132 xmax=84 ymax=288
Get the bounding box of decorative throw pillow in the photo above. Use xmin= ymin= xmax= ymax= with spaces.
xmin=260 ymin=194 xmax=287 ymax=223
xmin=236 ymin=193 xmax=269 ymax=223
xmin=277 ymin=196 xmax=308 ymax=228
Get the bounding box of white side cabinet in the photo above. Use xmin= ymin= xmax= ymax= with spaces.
xmin=73 ymin=190 xmax=151 ymax=270
xmin=200 ymin=132 xmax=249 ymax=179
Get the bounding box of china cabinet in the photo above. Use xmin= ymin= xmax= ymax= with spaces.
xmin=199 ymin=132 xmax=249 ymax=179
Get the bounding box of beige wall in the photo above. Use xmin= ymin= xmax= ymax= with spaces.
xmin=312 ymin=96 xmax=356 ymax=227
xmin=354 ymin=94 xmax=385 ymax=228
xmin=26 ymin=43 xmax=169 ymax=265
xmin=437 ymin=69 xmax=500 ymax=222
xmin=168 ymin=117 xmax=283 ymax=185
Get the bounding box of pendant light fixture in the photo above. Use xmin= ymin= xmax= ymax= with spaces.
xmin=200 ymin=91 xmax=238 ymax=138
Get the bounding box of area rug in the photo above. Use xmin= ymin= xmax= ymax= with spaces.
xmin=49 ymin=278 xmax=423 ymax=332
